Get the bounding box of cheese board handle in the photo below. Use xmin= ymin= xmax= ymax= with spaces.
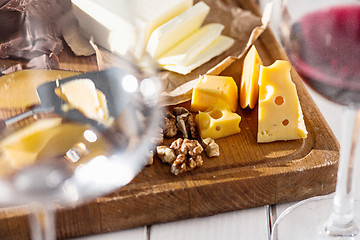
xmin=3 ymin=107 xmax=53 ymax=128
xmin=5 ymin=109 xmax=35 ymax=127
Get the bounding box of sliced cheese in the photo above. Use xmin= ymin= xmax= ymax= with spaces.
xmin=196 ymin=102 xmax=241 ymax=139
xmin=157 ymin=23 xmax=223 ymax=66
xmin=240 ymin=45 xmax=262 ymax=109
xmin=161 ymin=35 xmax=234 ymax=75
xmin=0 ymin=119 xmax=111 ymax=176
xmin=72 ymin=0 xmax=193 ymax=58
xmin=0 ymin=118 xmax=62 ymax=170
xmin=56 ymin=79 xmax=110 ymax=125
xmin=191 ymin=75 xmax=238 ymax=112
xmin=146 ymin=1 xmax=210 ymax=59
xmin=257 ymin=60 xmax=308 ymax=143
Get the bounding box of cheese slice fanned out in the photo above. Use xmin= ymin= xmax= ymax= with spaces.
xmin=161 ymin=35 xmax=234 ymax=75
xmin=146 ymin=1 xmax=210 ymax=59
xmin=157 ymin=23 xmax=223 ymax=66
xmin=56 ymin=79 xmax=111 ymax=125
xmin=257 ymin=60 xmax=307 ymax=143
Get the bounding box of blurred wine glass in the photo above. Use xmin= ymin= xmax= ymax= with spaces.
xmin=0 ymin=1 xmax=162 ymax=239
xmin=272 ymin=0 xmax=360 ymax=239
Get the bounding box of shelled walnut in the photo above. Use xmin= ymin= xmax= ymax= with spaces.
xmin=169 ymin=138 xmax=203 ymax=175
xmin=163 ymin=112 xmax=178 ymax=138
xmin=171 ymin=154 xmax=203 ymax=175
xmin=156 ymin=146 xmax=176 ymax=164
xmin=202 ymin=138 xmax=220 ymax=157
xmin=173 ymin=107 xmax=197 ymax=139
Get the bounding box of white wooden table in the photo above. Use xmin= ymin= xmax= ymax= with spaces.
xmin=71 ymin=1 xmax=360 ymax=239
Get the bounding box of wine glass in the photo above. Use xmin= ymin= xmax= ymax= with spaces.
xmin=271 ymin=0 xmax=360 ymax=239
xmin=0 ymin=2 xmax=162 ymax=240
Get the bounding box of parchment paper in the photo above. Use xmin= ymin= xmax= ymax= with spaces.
xmin=64 ymin=0 xmax=272 ymax=106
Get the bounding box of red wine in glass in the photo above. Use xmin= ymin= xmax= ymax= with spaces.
xmin=287 ymin=5 xmax=360 ymax=106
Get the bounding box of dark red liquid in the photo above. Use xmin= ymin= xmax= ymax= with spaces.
xmin=287 ymin=5 xmax=360 ymax=106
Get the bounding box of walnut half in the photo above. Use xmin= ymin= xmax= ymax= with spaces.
xmin=202 ymin=138 xmax=220 ymax=157
xmin=169 ymin=138 xmax=204 ymax=175
xmin=156 ymin=146 xmax=176 ymax=164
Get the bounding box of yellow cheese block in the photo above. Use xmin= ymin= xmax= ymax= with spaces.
xmin=240 ymin=45 xmax=262 ymax=109
xmin=191 ymin=75 xmax=238 ymax=112
xmin=257 ymin=60 xmax=307 ymax=143
xmin=0 ymin=69 xmax=80 ymax=108
xmin=195 ymin=102 xmax=241 ymax=139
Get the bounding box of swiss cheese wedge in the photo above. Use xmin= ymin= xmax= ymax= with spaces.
xmin=240 ymin=45 xmax=262 ymax=109
xmin=257 ymin=60 xmax=307 ymax=143
xmin=196 ymin=102 xmax=241 ymax=140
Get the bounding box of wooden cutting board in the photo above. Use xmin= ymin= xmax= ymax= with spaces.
xmin=0 ymin=0 xmax=339 ymax=239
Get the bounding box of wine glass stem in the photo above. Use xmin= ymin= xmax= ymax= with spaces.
xmin=325 ymin=107 xmax=360 ymax=237
xmin=29 ymin=203 xmax=56 ymax=240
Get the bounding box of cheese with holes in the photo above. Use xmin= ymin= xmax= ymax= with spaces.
xmin=56 ymin=79 xmax=110 ymax=125
xmin=146 ymin=1 xmax=210 ymax=59
xmin=196 ymin=102 xmax=241 ymax=139
xmin=160 ymin=34 xmax=234 ymax=75
xmin=240 ymin=45 xmax=262 ymax=109
xmin=72 ymin=0 xmax=193 ymax=58
xmin=257 ymin=60 xmax=307 ymax=143
xmin=191 ymin=75 xmax=238 ymax=112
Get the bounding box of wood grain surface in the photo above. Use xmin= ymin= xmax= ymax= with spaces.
xmin=0 ymin=0 xmax=339 ymax=239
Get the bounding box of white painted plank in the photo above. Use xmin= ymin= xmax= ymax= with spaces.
xmin=68 ymin=226 xmax=147 ymax=240
xmin=150 ymin=206 xmax=268 ymax=240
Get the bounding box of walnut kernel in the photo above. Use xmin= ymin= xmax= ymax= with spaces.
xmin=202 ymin=137 xmax=220 ymax=157
xmin=156 ymin=146 xmax=176 ymax=164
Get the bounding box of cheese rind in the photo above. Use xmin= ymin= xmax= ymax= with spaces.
xmin=161 ymin=35 xmax=234 ymax=75
xmin=240 ymin=45 xmax=262 ymax=109
xmin=257 ymin=60 xmax=307 ymax=143
xmin=72 ymin=0 xmax=193 ymax=58
xmin=196 ymin=103 xmax=241 ymax=139
xmin=191 ymin=75 xmax=238 ymax=112
xmin=146 ymin=1 xmax=210 ymax=59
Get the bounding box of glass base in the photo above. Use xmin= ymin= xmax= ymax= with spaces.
xmin=271 ymin=195 xmax=360 ymax=240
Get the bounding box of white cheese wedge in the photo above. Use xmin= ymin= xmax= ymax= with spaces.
xmin=146 ymin=1 xmax=210 ymax=59
xmin=158 ymin=23 xmax=224 ymax=66
xmin=161 ymin=35 xmax=234 ymax=75
xmin=72 ymin=0 xmax=193 ymax=58
xmin=257 ymin=60 xmax=308 ymax=143
xmin=56 ymin=79 xmax=110 ymax=125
